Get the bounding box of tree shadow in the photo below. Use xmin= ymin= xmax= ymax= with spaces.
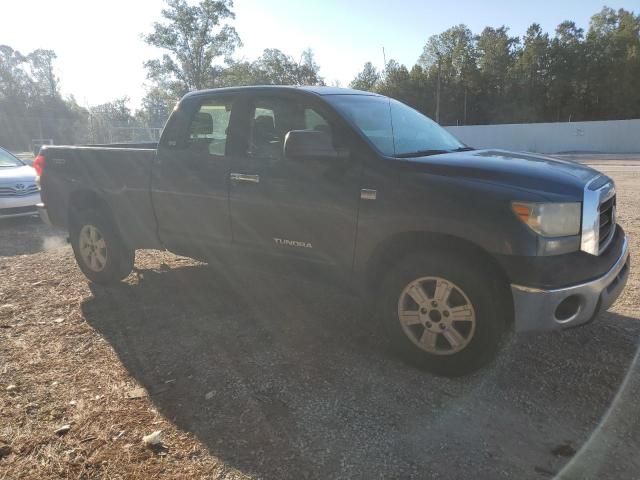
xmin=82 ymin=264 xmax=640 ymax=479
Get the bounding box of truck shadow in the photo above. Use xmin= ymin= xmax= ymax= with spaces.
xmin=81 ymin=264 xmax=640 ymax=479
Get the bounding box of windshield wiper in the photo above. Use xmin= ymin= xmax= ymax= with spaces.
xmin=394 ymin=149 xmax=450 ymax=158
xmin=453 ymin=146 xmax=475 ymax=152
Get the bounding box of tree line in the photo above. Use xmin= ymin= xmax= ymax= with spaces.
xmin=0 ymin=1 xmax=638 ymax=151
xmin=352 ymin=7 xmax=640 ymax=126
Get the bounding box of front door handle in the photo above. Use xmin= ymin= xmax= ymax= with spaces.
xmin=230 ymin=173 xmax=260 ymax=184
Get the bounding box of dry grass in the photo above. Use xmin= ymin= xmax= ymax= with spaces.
xmin=0 ymin=250 xmax=248 ymax=479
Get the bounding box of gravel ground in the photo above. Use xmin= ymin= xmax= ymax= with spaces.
xmin=1 ymin=162 xmax=639 ymax=479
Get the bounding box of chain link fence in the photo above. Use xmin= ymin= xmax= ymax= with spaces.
xmin=1 ymin=114 xmax=164 ymax=153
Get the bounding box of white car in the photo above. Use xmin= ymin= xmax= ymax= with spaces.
xmin=0 ymin=146 xmax=41 ymax=219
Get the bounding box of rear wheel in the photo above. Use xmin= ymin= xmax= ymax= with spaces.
xmin=376 ymin=251 xmax=507 ymax=376
xmin=70 ymin=208 xmax=134 ymax=284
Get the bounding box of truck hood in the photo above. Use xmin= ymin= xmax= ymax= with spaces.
xmin=405 ymin=149 xmax=599 ymax=198
xmin=0 ymin=165 xmax=37 ymax=183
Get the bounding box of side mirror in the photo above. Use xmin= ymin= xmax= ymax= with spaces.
xmin=283 ymin=130 xmax=348 ymax=160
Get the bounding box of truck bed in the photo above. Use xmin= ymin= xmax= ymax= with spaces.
xmin=40 ymin=145 xmax=161 ymax=249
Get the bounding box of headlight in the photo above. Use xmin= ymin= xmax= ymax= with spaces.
xmin=511 ymin=202 xmax=581 ymax=237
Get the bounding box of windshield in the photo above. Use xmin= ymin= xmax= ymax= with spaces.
xmin=0 ymin=148 xmax=23 ymax=167
xmin=326 ymin=95 xmax=465 ymax=157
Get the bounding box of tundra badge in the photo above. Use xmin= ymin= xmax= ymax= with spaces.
xmin=274 ymin=238 xmax=313 ymax=248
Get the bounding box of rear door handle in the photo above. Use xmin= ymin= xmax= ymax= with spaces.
xmin=230 ymin=173 xmax=260 ymax=184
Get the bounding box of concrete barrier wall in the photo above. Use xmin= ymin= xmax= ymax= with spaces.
xmin=445 ymin=119 xmax=640 ymax=154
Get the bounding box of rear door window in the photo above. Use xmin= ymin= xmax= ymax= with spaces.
xmin=188 ymin=99 xmax=234 ymax=156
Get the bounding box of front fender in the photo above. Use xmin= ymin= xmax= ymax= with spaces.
xmin=353 ymin=168 xmax=547 ymax=280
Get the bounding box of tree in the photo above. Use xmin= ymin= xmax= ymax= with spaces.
xmin=0 ymin=45 xmax=30 ymax=100
xmin=349 ymin=62 xmax=380 ymax=91
xmin=376 ymin=60 xmax=412 ymax=102
xmin=513 ymin=24 xmax=551 ymax=122
xmin=137 ymin=87 xmax=176 ymax=128
xmin=417 ymin=25 xmax=478 ymax=124
xmin=219 ymin=59 xmax=260 ymax=86
xmin=28 ymin=49 xmax=58 ymax=97
xmin=476 ymin=26 xmax=519 ymax=91
xmin=251 ymin=48 xmax=302 ymax=84
xmin=250 ymin=48 xmax=323 ymax=85
xmin=0 ymin=45 xmax=88 ymax=150
xmin=475 ymin=26 xmax=519 ymax=123
xmin=548 ymin=21 xmax=586 ymax=121
xmin=220 ymin=48 xmax=323 ymax=86
xmin=144 ymin=0 xmax=241 ymax=96
xmin=583 ymin=7 xmax=640 ymax=119
xmin=89 ymin=97 xmax=134 ymax=143
xmin=297 ymin=49 xmax=324 ymax=85
xmin=418 ymin=25 xmax=476 ymax=77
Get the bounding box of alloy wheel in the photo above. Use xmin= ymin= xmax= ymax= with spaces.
xmin=397 ymin=276 xmax=476 ymax=355
xmin=79 ymin=224 xmax=108 ymax=272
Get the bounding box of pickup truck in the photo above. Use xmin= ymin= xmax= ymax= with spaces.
xmin=35 ymin=86 xmax=630 ymax=376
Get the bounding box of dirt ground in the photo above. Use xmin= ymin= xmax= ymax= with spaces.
xmin=1 ymin=160 xmax=639 ymax=479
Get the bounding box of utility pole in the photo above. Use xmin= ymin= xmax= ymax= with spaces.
xmin=463 ymin=86 xmax=467 ymax=125
xmin=435 ymin=52 xmax=441 ymax=124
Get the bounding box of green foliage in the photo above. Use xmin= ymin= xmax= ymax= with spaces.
xmin=352 ymin=6 xmax=640 ymax=125
xmin=136 ymin=87 xmax=177 ymax=128
xmin=0 ymin=45 xmax=88 ymax=151
xmin=221 ymin=48 xmax=323 ymax=86
xmin=349 ymin=62 xmax=380 ymax=91
xmin=144 ymin=0 xmax=323 ymax=102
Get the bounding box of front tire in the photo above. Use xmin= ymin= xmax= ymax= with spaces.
xmin=376 ymin=251 xmax=507 ymax=376
xmin=70 ymin=208 xmax=134 ymax=284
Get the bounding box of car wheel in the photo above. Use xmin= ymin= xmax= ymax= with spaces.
xmin=70 ymin=208 xmax=134 ymax=284
xmin=376 ymin=251 xmax=507 ymax=376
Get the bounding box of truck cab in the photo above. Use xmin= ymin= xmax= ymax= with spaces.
xmin=152 ymin=87 xmax=364 ymax=270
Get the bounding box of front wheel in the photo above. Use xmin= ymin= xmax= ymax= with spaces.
xmin=70 ymin=208 xmax=134 ymax=284
xmin=376 ymin=252 xmax=507 ymax=376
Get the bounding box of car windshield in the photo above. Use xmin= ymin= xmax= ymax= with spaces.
xmin=326 ymin=95 xmax=466 ymax=157
xmin=0 ymin=148 xmax=23 ymax=167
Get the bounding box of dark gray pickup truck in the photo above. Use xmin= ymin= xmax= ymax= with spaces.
xmin=36 ymin=86 xmax=630 ymax=375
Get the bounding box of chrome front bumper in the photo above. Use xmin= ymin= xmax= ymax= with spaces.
xmin=511 ymin=235 xmax=630 ymax=332
xmin=0 ymin=192 xmax=41 ymax=219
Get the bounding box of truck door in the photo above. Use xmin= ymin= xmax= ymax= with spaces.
xmin=228 ymin=93 xmax=362 ymax=269
xmin=152 ymin=94 xmax=237 ymax=255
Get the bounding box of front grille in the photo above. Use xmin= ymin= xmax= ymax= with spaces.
xmin=0 ymin=184 xmax=39 ymax=197
xmin=598 ymin=194 xmax=616 ymax=252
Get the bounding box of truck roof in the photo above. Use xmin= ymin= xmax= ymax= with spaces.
xmin=183 ymin=85 xmax=381 ymax=100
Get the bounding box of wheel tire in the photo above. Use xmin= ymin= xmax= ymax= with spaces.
xmin=375 ymin=251 xmax=507 ymax=376
xmin=70 ymin=208 xmax=134 ymax=284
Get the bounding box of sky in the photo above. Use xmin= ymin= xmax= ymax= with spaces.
xmin=3 ymin=0 xmax=637 ymax=109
